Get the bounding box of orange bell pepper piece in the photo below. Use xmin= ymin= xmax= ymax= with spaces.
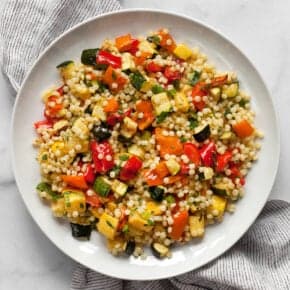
xmin=155 ymin=161 xmax=170 ymax=178
xmin=136 ymin=100 xmax=154 ymax=130
xmin=158 ymin=29 xmax=176 ymax=52
xmin=115 ymin=34 xmax=133 ymax=52
xmin=134 ymin=52 xmax=152 ymax=65
xmin=155 ymin=128 xmax=183 ymax=157
xmin=210 ymin=75 xmax=228 ymax=87
xmin=232 ymin=119 xmax=254 ymax=138
xmin=144 ymin=169 xmax=163 ymax=186
xmin=61 ymin=175 xmax=88 ymax=190
xmin=103 ymin=65 xmax=115 ymax=85
xmin=170 ymin=210 xmax=189 ymax=240
xmin=143 ymin=161 xmax=170 ymax=186
xmin=166 ymin=175 xmax=183 ymax=184
xmin=103 ymin=98 xmax=119 ymax=113
xmin=102 ymin=66 xmax=127 ymax=92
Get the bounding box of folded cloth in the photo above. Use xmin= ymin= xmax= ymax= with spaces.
xmin=1 ymin=2 xmax=289 ymax=290
xmin=71 ymin=200 xmax=290 ymax=290
xmin=0 ymin=0 xmax=121 ymax=91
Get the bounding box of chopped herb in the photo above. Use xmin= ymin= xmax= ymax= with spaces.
xmin=167 ymin=88 xmax=177 ymax=97
xmin=80 ymin=203 xmax=84 ymax=209
xmin=239 ymin=99 xmax=248 ymax=107
xmin=42 ymin=154 xmax=48 ymax=161
xmin=106 ymin=220 xmax=114 ymax=228
xmin=156 ymin=111 xmax=170 ymax=123
xmin=66 ymin=202 xmax=71 ymax=208
xmin=166 ymin=195 xmax=176 ymax=204
xmin=189 ymin=117 xmax=198 ymax=130
xmin=111 ymin=165 xmax=121 ymax=175
xmin=119 ymin=154 xmax=129 ymax=161
xmin=224 ymin=108 xmax=231 ymax=116
xmin=130 ymin=71 xmax=146 ymax=90
xmin=172 ymin=79 xmax=180 ymax=90
xmin=147 ymin=219 xmax=155 ymax=226
xmin=112 ymin=70 xmax=117 ymax=80
xmin=189 ymin=70 xmax=201 ymax=86
xmin=97 ymin=82 xmax=108 ymax=93
xmin=147 ymin=35 xmax=161 ymax=46
xmin=180 ymin=136 xmax=188 ymax=143
xmin=122 ymin=224 xmax=129 ymax=233
xmin=152 ymin=85 xmax=164 ymax=94
xmin=141 ymin=211 xmax=151 ymax=220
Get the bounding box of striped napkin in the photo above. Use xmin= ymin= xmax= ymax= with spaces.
xmin=0 ymin=1 xmax=289 ymax=289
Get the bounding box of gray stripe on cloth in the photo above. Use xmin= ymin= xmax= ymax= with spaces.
xmin=71 ymin=200 xmax=290 ymax=290
xmin=0 ymin=0 xmax=121 ymax=91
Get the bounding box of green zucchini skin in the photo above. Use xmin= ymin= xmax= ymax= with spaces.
xmin=81 ymin=48 xmax=99 ymax=66
xmin=56 ymin=60 xmax=74 ymax=68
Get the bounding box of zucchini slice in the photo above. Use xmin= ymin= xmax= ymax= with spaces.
xmin=193 ymin=124 xmax=211 ymax=142
xmin=56 ymin=60 xmax=74 ymax=69
xmin=212 ymin=183 xmax=230 ymax=197
xmin=93 ymin=177 xmax=111 ymax=197
xmin=125 ymin=241 xmax=136 ymax=256
xmin=151 ymin=243 xmax=169 ymax=259
xmin=210 ymin=87 xmax=221 ymax=101
xmin=81 ymin=48 xmax=99 ymax=66
xmin=222 ymin=82 xmax=239 ymax=98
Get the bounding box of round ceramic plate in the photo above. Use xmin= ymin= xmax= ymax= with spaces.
xmin=11 ymin=9 xmax=279 ymax=280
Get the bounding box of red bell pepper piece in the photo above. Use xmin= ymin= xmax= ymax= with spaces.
xmin=180 ymin=161 xmax=189 ymax=175
xmin=106 ymin=109 xmax=132 ymax=127
xmin=164 ymin=66 xmax=182 ymax=83
xmin=216 ymin=151 xmax=232 ymax=172
xmin=240 ymin=177 xmax=246 ymax=186
xmin=183 ymin=142 xmax=201 ymax=165
xmin=146 ymin=61 xmax=163 ymax=73
xmin=127 ymin=39 xmax=140 ymax=55
xmin=106 ymin=113 xmax=122 ymax=127
xmin=56 ymin=85 xmax=64 ymax=96
xmin=96 ymin=50 xmax=122 ymax=69
xmin=84 ymin=164 xmax=95 ymax=184
xmin=199 ymin=141 xmax=216 ymax=167
xmin=192 ymin=83 xmax=207 ymax=111
xmin=34 ymin=119 xmax=53 ymax=129
xmin=90 ymin=141 xmax=115 ymax=173
xmin=85 ymin=191 xmax=101 ymax=208
xmin=120 ymin=156 xmax=143 ymax=181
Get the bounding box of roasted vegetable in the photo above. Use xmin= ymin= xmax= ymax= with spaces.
xmin=70 ymin=223 xmax=92 ymax=239
xmin=151 ymin=243 xmax=169 ymax=259
xmin=92 ymin=123 xmax=112 ymax=141
xmin=193 ymin=124 xmax=211 ymax=142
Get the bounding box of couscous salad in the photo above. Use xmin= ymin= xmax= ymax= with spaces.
xmin=33 ymin=29 xmax=262 ymax=259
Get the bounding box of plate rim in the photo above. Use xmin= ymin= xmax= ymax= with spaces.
xmin=10 ymin=8 xmax=280 ymax=280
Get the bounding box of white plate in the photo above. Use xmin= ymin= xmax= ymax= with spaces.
xmin=11 ymin=9 xmax=279 ymax=280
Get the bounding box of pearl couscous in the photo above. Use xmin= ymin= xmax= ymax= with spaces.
xmin=33 ymin=29 xmax=262 ymax=259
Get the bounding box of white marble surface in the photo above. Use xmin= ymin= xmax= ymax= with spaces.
xmin=0 ymin=0 xmax=289 ymax=289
